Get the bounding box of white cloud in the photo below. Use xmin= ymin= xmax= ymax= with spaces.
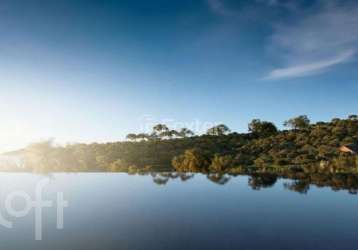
xmin=264 ymin=1 xmax=358 ymax=80
xmin=264 ymin=50 xmax=355 ymax=80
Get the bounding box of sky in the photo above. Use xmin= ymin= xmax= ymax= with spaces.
xmin=0 ymin=0 xmax=357 ymax=152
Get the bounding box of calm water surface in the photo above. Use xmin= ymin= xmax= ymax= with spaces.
xmin=0 ymin=173 xmax=357 ymax=250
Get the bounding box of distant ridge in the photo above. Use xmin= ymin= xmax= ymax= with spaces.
xmin=1 ymin=149 xmax=26 ymax=157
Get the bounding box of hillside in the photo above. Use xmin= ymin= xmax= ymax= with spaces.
xmin=4 ymin=115 xmax=356 ymax=174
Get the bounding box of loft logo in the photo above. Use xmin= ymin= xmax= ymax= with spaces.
xmin=0 ymin=179 xmax=69 ymax=240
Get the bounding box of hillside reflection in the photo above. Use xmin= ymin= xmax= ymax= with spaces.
xmin=147 ymin=172 xmax=358 ymax=194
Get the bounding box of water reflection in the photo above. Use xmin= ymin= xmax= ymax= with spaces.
xmin=150 ymin=172 xmax=194 ymax=185
xmin=284 ymin=180 xmax=310 ymax=194
xmin=248 ymin=173 xmax=277 ymax=190
xmin=206 ymin=173 xmax=230 ymax=185
xmin=0 ymin=172 xmax=357 ymax=250
xmin=147 ymin=172 xmax=358 ymax=194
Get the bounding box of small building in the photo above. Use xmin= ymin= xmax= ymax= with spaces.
xmin=339 ymin=143 xmax=358 ymax=154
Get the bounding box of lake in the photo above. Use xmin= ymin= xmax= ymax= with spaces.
xmin=0 ymin=172 xmax=357 ymax=250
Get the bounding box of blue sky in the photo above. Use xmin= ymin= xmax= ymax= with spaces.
xmin=0 ymin=0 xmax=357 ymax=152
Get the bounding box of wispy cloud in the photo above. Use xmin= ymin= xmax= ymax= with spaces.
xmin=264 ymin=50 xmax=355 ymax=80
xmin=264 ymin=1 xmax=358 ymax=80
xmin=206 ymin=0 xmax=302 ymax=18
xmin=206 ymin=0 xmax=236 ymax=17
xmin=205 ymin=1 xmax=358 ymax=80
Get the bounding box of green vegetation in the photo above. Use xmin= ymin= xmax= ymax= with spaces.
xmin=248 ymin=119 xmax=278 ymax=137
xmin=1 ymin=115 xmax=357 ymax=176
xmin=283 ymin=115 xmax=310 ymax=130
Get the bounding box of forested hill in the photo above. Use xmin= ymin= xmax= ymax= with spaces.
xmin=4 ymin=115 xmax=358 ymax=173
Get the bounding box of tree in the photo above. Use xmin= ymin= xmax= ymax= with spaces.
xmin=152 ymin=124 xmax=169 ymax=140
xmin=284 ymin=115 xmax=310 ymax=130
xmin=148 ymin=132 xmax=160 ymax=141
xmin=178 ymin=128 xmax=194 ymax=138
xmin=126 ymin=133 xmax=137 ymax=141
xmin=248 ymin=119 xmax=278 ymax=137
xmin=206 ymin=124 xmax=230 ymax=136
xmin=170 ymin=129 xmax=180 ymax=138
xmin=348 ymin=114 xmax=358 ymax=120
xmin=153 ymin=124 xmax=168 ymax=133
xmin=209 ymin=154 xmax=233 ymax=172
xmin=136 ymin=133 xmax=149 ymax=141
xmin=159 ymin=129 xmax=179 ymax=139
xmin=172 ymin=148 xmax=210 ymax=172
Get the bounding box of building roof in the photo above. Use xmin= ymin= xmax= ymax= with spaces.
xmin=342 ymin=143 xmax=358 ymax=153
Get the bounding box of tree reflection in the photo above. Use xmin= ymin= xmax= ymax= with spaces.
xmin=178 ymin=173 xmax=194 ymax=182
xmin=206 ymin=173 xmax=230 ymax=185
xmin=137 ymin=171 xmax=358 ymax=194
xmin=150 ymin=172 xmax=194 ymax=185
xmin=284 ymin=173 xmax=358 ymax=194
xmin=284 ymin=180 xmax=310 ymax=194
xmin=248 ymin=174 xmax=278 ymax=190
xmin=110 ymin=170 xmax=358 ymax=194
xmin=152 ymin=176 xmax=169 ymax=185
